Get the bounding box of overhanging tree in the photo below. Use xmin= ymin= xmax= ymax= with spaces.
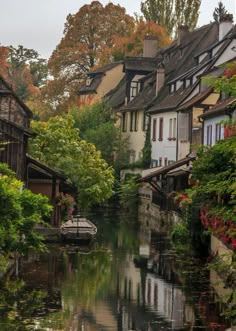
xmin=0 ymin=163 xmax=51 ymax=266
xmin=29 ymin=115 xmax=114 ymax=209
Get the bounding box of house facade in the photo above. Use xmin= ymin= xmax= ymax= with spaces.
xmin=79 ymin=61 xmax=125 ymax=106
xmin=0 ymin=76 xmax=32 ymax=181
xmin=200 ymin=98 xmax=236 ymax=146
xmin=147 ymin=22 xmax=219 ymax=167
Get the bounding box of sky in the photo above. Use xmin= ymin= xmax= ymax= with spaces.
xmin=0 ymin=0 xmax=235 ymax=59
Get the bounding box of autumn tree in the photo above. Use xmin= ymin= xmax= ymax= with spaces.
xmin=47 ymin=1 xmax=135 ymax=112
xmin=6 ymin=45 xmax=48 ymax=101
xmin=0 ymin=45 xmax=48 ymax=103
xmin=107 ymin=20 xmax=170 ymax=62
xmin=140 ymin=0 xmax=201 ymax=36
xmin=213 ymin=1 xmax=229 ymax=22
xmin=8 ymin=45 xmax=48 ymax=88
xmin=0 ymin=46 xmax=10 ymax=81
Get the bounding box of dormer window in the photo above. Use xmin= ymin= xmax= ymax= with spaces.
xmin=86 ymin=78 xmax=93 ymax=86
xmin=170 ymin=83 xmax=176 ymax=94
xmin=185 ymin=79 xmax=190 ymax=88
xmin=130 ymin=80 xmax=141 ymax=100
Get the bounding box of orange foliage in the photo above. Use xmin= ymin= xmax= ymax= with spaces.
xmin=0 ymin=46 xmax=10 ymax=81
xmin=100 ymin=20 xmax=171 ymax=65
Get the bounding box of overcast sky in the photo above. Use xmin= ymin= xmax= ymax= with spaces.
xmin=0 ymin=0 xmax=235 ymax=59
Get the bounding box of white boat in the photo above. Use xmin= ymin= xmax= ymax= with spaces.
xmin=60 ymin=215 xmax=97 ymax=242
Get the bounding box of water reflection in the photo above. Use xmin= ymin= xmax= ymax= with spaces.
xmin=0 ymin=213 xmax=229 ymax=330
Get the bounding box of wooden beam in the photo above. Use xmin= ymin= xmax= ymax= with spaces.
xmin=149 ymin=180 xmax=166 ymax=196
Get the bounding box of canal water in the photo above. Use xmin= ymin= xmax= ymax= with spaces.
xmin=0 ymin=212 xmax=229 ymax=330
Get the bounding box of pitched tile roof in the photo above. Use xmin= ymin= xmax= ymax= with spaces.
xmin=105 ymin=76 xmax=126 ymax=110
xmin=124 ymin=56 xmax=162 ymax=72
xmin=146 ymin=23 xmax=219 ymax=113
xmin=177 ymin=87 xmax=214 ymax=111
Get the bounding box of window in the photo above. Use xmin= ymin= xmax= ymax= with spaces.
xmin=130 ymin=112 xmax=138 ymax=131
xmin=86 ymin=78 xmax=92 ymax=86
xmin=173 ymin=118 xmax=177 ymax=138
xmin=134 ymin=112 xmax=138 ymax=131
xmin=130 ymin=81 xmax=141 ymax=100
xmin=129 ymin=150 xmax=136 ymax=163
xmin=122 ymin=112 xmax=127 ymax=132
xmin=159 ymin=157 xmax=162 ymax=167
xmin=169 ymin=119 xmax=172 ymax=138
xmin=130 ymin=112 xmax=134 ymax=132
xmin=215 ymin=123 xmax=221 ymax=142
xmin=152 ymin=119 xmax=157 ymax=141
xmin=164 ymin=157 xmax=168 ymax=166
xmin=159 ymin=117 xmax=163 ymax=141
xmin=207 ymin=125 xmax=212 ymax=146
xmin=170 ymin=83 xmax=176 ymax=94
xmin=168 ymin=118 xmax=177 ymax=140
xmin=152 ymin=159 xmax=158 ymax=168
xmin=178 ymin=113 xmax=189 ymax=141
xmin=143 ymin=113 xmax=149 ymax=131
xmin=154 ymin=284 xmax=158 ymax=308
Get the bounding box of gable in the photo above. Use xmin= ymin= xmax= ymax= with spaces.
xmin=0 ymin=76 xmax=32 ymax=129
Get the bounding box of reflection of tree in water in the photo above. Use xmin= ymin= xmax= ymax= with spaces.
xmin=94 ymin=214 xmax=140 ymax=254
xmin=174 ymin=251 xmax=228 ymax=329
xmin=0 ymin=278 xmax=62 ymax=331
xmin=61 ymin=250 xmax=113 ymax=308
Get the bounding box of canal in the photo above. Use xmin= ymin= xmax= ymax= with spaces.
xmin=0 ymin=211 xmax=229 ymax=330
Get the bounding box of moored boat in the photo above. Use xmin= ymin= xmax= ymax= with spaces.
xmin=60 ymin=215 xmax=97 ymax=242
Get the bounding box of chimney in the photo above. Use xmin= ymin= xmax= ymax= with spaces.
xmin=156 ymin=63 xmax=165 ymax=96
xmin=177 ymin=25 xmax=189 ymax=45
xmin=143 ymin=35 xmax=158 ymax=57
xmin=219 ymin=14 xmax=234 ymax=40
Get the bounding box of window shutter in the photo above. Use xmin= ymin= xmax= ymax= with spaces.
xmin=178 ymin=113 xmax=189 ymax=141
xmin=159 ymin=117 xmax=163 ymax=141
xmin=152 ymin=119 xmax=157 ymax=141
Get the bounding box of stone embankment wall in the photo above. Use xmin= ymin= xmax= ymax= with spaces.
xmin=138 ymin=195 xmax=180 ymax=233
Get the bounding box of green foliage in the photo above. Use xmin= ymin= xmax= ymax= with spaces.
xmin=8 ymin=45 xmax=48 ymax=87
xmin=0 ymin=163 xmax=51 ymax=263
xmin=29 ymin=115 xmax=114 ymax=209
xmin=213 ymin=2 xmax=230 ymax=22
xmin=141 ymin=117 xmax=151 ymax=168
xmin=189 ymin=137 xmax=236 ymax=221
xmin=208 ymin=254 xmax=236 ymax=323
xmin=204 ymin=61 xmax=236 ymax=97
xmin=71 ymin=102 xmax=113 ymax=138
xmin=140 ymin=0 xmax=201 ymax=36
xmin=71 ymin=101 xmax=130 ymax=172
xmin=117 ymin=176 xmax=140 ymax=212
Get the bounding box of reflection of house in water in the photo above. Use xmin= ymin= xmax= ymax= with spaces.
xmin=145 ymin=274 xmax=185 ymax=329
xmin=115 ymin=231 xmax=196 ymax=330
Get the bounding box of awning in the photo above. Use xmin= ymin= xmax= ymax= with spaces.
xmin=138 ymin=156 xmax=196 ymax=183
